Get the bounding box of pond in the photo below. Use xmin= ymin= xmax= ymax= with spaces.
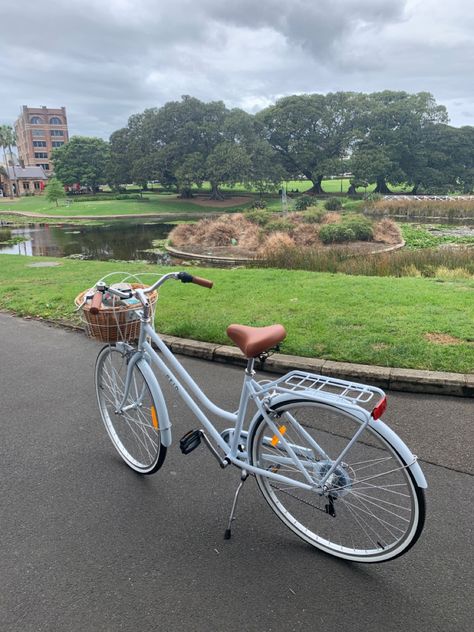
xmin=0 ymin=221 xmax=176 ymax=263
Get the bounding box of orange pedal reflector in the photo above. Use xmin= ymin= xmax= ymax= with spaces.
xmin=271 ymin=425 xmax=287 ymax=447
xmin=151 ymin=406 xmax=159 ymax=429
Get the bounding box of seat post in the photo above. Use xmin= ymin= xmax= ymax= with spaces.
xmin=245 ymin=358 xmax=255 ymax=376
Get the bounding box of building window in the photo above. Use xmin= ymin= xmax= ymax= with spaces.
xmin=34 ymin=182 xmax=41 ymax=190
xmin=34 ymin=152 xmax=48 ymax=158
xmin=51 ymin=141 xmax=64 ymax=148
xmin=23 ymin=182 xmax=30 ymax=190
xmin=30 ymin=116 xmax=43 ymax=124
xmin=33 ymin=141 xmax=47 ymax=147
xmin=38 ymin=163 xmax=50 ymax=170
xmin=50 ymin=117 xmax=62 ymax=125
xmin=32 ymin=129 xmax=45 ymax=137
xmin=50 ymin=130 xmax=64 ymax=137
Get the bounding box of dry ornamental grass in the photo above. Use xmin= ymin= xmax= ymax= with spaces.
xmin=168 ymin=212 xmax=401 ymax=258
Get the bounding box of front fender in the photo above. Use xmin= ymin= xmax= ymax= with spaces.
xmin=136 ymin=357 xmax=172 ymax=448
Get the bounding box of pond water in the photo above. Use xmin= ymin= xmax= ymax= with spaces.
xmin=0 ymin=221 xmax=176 ymax=262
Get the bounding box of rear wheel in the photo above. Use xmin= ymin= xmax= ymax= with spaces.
xmin=95 ymin=344 xmax=166 ymax=474
xmin=250 ymin=398 xmax=425 ymax=562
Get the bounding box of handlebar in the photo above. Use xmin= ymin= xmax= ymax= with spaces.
xmin=87 ymin=271 xmax=213 ymax=313
xmin=176 ymin=271 xmax=214 ymax=289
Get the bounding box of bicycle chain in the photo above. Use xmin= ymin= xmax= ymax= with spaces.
xmin=269 ymin=482 xmax=330 ymax=514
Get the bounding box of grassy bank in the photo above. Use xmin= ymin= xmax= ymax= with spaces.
xmin=1 ymin=255 xmax=473 ymax=373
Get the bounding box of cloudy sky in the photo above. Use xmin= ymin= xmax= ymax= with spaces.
xmin=1 ymin=0 xmax=472 ymax=138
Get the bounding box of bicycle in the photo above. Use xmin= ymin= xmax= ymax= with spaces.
xmin=76 ymin=270 xmax=427 ymax=563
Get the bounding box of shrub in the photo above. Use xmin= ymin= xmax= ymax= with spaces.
xmin=319 ymin=224 xmax=356 ymax=244
xmin=114 ymin=193 xmax=143 ymax=200
xmin=303 ymin=207 xmax=327 ymax=223
xmin=294 ymin=195 xmax=313 ymax=211
xmin=244 ymin=209 xmax=271 ymax=226
xmin=342 ymin=216 xmax=373 ymax=241
xmin=264 ymin=219 xmax=294 ymax=233
xmin=249 ymin=199 xmax=267 ymax=210
xmin=364 ymin=192 xmax=383 ymax=202
xmin=324 ymin=197 xmax=343 ymax=211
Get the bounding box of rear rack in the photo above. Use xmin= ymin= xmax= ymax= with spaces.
xmin=263 ymin=370 xmax=385 ymax=411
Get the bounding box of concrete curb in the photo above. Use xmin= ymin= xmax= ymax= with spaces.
xmin=165 ymin=240 xmax=407 ymax=264
xmin=153 ymin=334 xmax=474 ymax=397
xmin=4 ymin=312 xmax=473 ymax=397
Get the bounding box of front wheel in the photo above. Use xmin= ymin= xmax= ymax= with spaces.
xmin=95 ymin=344 xmax=167 ymax=474
xmin=249 ymin=399 xmax=425 ymax=563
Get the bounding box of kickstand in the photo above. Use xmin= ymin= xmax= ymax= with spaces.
xmin=224 ymin=470 xmax=248 ymax=540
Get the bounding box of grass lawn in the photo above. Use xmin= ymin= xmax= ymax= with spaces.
xmin=0 ymin=194 xmax=250 ymax=217
xmin=0 ymin=178 xmax=416 ymax=218
xmin=1 ymin=254 xmax=473 ymax=373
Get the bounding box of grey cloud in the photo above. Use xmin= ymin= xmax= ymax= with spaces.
xmin=0 ymin=0 xmax=473 ymax=137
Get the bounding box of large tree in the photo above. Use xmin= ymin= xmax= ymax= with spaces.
xmin=119 ymin=96 xmax=259 ymax=198
xmin=350 ymin=91 xmax=449 ymax=193
xmin=256 ymin=92 xmax=363 ymax=194
xmin=224 ymin=108 xmax=284 ymax=194
xmin=52 ymin=136 xmax=110 ymax=191
xmin=107 ymin=127 xmax=133 ymax=190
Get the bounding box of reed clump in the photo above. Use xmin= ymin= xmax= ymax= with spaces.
xmin=365 ymin=198 xmax=474 ymax=221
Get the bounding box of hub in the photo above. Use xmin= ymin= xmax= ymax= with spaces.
xmin=314 ymin=460 xmax=352 ymax=498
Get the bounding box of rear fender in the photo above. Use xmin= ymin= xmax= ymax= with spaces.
xmin=369 ymin=417 xmax=427 ymax=488
xmin=248 ymin=394 xmax=427 ymax=489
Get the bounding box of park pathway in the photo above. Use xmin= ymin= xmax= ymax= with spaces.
xmin=0 ymin=313 xmax=472 ymax=632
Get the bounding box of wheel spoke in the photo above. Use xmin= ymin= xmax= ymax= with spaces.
xmin=95 ymin=346 xmax=165 ymax=473
xmin=251 ymin=399 xmax=423 ymax=561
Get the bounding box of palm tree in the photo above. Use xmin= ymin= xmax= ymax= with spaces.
xmin=0 ymin=125 xmax=18 ymax=198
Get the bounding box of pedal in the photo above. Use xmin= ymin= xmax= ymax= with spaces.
xmin=179 ymin=429 xmax=203 ymax=455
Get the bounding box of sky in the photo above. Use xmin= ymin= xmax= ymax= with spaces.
xmin=0 ymin=0 xmax=473 ymax=139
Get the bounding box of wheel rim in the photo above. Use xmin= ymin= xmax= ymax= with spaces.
xmin=96 ymin=347 xmax=162 ymax=472
xmin=251 ymin=401 xmax=421 ymax=562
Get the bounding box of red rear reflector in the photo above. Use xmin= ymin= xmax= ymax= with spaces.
xmin=372 ymin=397 xmax=387 ymax=420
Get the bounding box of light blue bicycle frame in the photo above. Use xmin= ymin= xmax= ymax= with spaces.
xmin=115 ymin=314 xmax=427 ymax=494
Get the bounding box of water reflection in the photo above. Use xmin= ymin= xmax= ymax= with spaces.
xmin=0 ymin=221 xmax=175 ymax=262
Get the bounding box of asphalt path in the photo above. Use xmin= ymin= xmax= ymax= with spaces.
xmin=1 ymin=313 xmax=473 ymax=632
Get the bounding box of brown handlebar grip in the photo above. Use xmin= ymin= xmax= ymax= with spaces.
xmin=89 ymin=291 xmax=103 ymax=315
xmin=192 ymin=276 xmax=213 ymax=289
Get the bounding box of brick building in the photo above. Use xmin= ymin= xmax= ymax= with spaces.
xmin=0 ymin=165 xmax=47 ymax=197
xmin=14 ymin=105 xmax=69 ymax=174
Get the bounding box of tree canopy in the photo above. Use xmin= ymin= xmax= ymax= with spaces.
xmin=52 ymin=136 xmax=110 ymax=191
xmin=62 ymin=91 xmax=473 ymax=196
xmin=45 ymin=177 xmax=65 ymax=206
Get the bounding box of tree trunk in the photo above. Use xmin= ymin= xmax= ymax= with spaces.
xmin=209 ymin=182 xmax=225 ymax=200
xmin=305 ymin=175 xmax=324 ymax=195
xmin=8 ymin=145 xmax=19 ymax=197
xmin=2 ymin=147 xmax=13 ymax=199
xmin=178 ymin=187 xmax=193 ymax=199
xmin=374 ymin=177 xmax=391 ymax=194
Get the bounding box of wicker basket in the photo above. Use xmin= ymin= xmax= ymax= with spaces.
xmin=75 ymin=283 xmax=158 ymax=342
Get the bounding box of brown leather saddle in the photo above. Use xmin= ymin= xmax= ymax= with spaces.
xmin=227 ymin=324 xmax=286 ymax=358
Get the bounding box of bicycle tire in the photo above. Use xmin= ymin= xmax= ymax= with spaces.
xmin=95 ymin=344 xmax=167 ymax=474
xmin=249 ymin=398 xmax=425 ymax=563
